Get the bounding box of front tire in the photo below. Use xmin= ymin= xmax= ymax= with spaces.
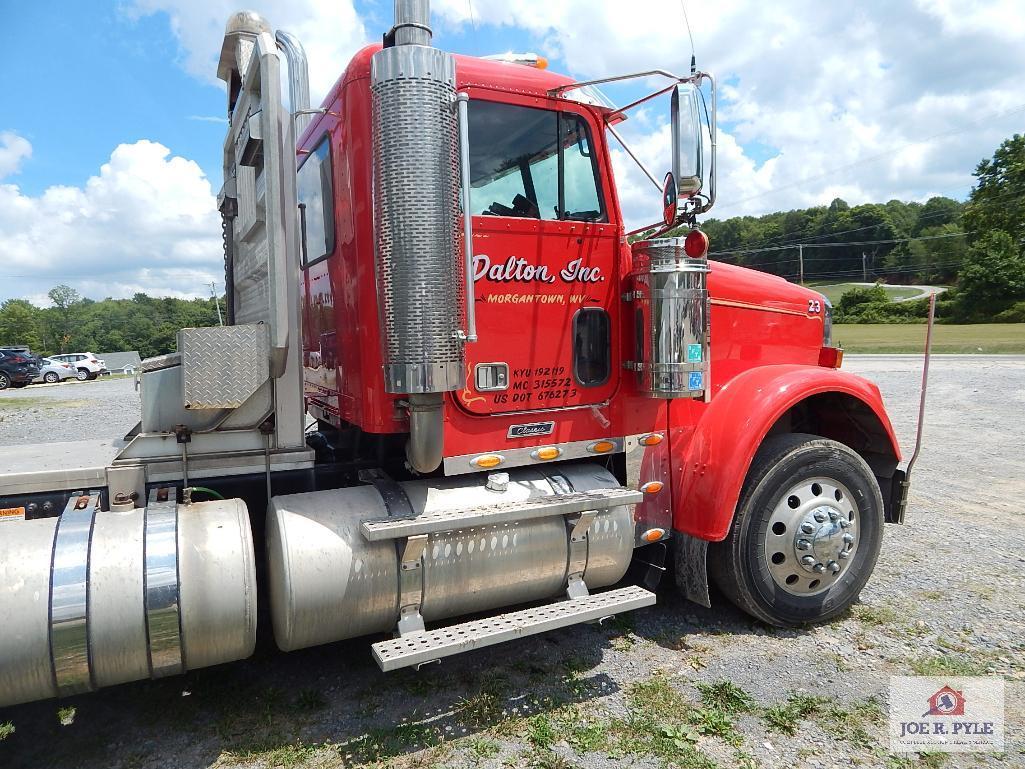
xmin=709 ymin=433 xmax=884 ymax=627
xmin=44 ymin=372 xmax=60 ymax=383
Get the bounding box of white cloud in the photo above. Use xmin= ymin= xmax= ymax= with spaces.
xmin=435 ymin=0 xmax=1025 ymax=221
xmin=0 ymin=140 xmax=222 ymax=301
xmin=125 ymin=0 xmax=368 ymax=102
xmin=0 ymin=132 xmax=32 ymax=180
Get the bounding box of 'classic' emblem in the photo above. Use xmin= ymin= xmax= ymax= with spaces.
xmin=507 ymin=421 xmax=555 ymax=439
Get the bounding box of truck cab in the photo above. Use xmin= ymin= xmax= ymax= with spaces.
xmin=0 ymin=2 xmax=907 ymax=710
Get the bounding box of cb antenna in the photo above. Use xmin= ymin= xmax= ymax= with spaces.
xmin=679 ymin=0 xmax=696 ymax=74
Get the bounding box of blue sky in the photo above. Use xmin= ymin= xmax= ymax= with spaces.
xmin=2 ymin=1 xmax=1023 ymax=302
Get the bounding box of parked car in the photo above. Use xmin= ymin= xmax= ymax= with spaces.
xmin=50 ymin=352 xmax=107 ymax=380
xmin=0 ymin=350 xmax=41 ymax=390
xmin=33 ymin=357 xmax=78 ymax=384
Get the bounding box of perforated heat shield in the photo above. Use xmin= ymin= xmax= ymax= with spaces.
xmin=371 ymin=44 xmax=465 ymax=394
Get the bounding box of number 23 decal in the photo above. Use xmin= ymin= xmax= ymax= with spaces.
xmin=808 ymin=299 xmax=822 ymax=314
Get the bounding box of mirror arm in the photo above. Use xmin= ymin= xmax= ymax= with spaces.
xmin=549 ymin=69 xmax=688 ymax=96
xmin=605 ymin=82 xmax=680 ymax=123
xmin=606 ymin=124 xmax=663 ymax=192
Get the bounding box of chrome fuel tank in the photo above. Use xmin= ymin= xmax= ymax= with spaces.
xmin=0 ymin=498 xmax=256 ymax=709
xmin=267 ymin=463 xmax=634 ymax=652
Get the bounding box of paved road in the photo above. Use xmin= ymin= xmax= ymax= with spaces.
xmin=1 ymin=357 xmax=1022 ymax=769
xmin=845 ymin=282 xmax=950 ymax=302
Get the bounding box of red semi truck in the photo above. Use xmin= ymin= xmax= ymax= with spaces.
xmin=0 ymin=2 xmax=910 ymax=709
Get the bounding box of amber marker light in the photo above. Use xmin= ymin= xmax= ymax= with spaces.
xmin=471 ymin=454 xmax=504 ymax=469
xmin=588 ymin=440 xmax=616 ymax=454
xmin=639 ymin=433 xmax=664 ymax=447
xmin=641 ymin=528 xmax=666 ymax=543
xmin=641 ymin=481 xmax=664 ymax=494
xmin=532 ymin=447 xmax=561 ymax=461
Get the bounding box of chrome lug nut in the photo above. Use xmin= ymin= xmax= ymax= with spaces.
xmin=813 ymin=563 xmax=826 ymax=573
xmin=839 ymin=519 xmax=852 ymax=529
xmin=843 ymin=533 xmax=855 ymax=544
xmin=801 ymin=555 xmax=816 ymax=566
xmin=796 ymin=539 xmax=811 ymax=551
xmin=828 ymin=510 xmax=840 ymax=522
xmin=814 ymin=511 xmax=827 ymax=523
xmin=828 ymin=561 xmax=841 ymax=573
xmin=800 ymin=522 xmax=816 ymax=534
xmin=838 ymin=549 xmax=850 ymax=559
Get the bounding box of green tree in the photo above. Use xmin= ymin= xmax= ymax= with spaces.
xmin=963 ymin=134 xmax=1025 ymax=247
xmin=0 ymin=299 xmax=44 ymax=349
xmin=46 ymin=284 xmax=82 ymax=353
xmin=957 ymin=230 xmax=1025 ymax=315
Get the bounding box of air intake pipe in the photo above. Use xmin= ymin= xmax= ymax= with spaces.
xmin=372 ymin=0 xmax=463 ymax=473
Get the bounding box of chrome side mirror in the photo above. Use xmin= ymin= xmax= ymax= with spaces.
xmin=670 ymin=83 xmax=703 ymax=199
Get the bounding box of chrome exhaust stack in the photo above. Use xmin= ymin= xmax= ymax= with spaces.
xmin=372 ymin=0 xmax=464 ymax=472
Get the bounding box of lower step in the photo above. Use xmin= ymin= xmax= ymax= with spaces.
xmin=371 ymin=585 xmax=657 ymax=672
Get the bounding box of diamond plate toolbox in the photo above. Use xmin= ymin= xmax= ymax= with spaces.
xmin=179 ymin=324 xmax=269 ymax=409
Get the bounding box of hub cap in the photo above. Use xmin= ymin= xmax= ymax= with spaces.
xmin=763 ymin=477 xmax=859 ymax=596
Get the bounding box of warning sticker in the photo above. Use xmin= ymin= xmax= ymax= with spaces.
xmin=687 ymin=343 xmax=703 ymax=363
xmin=0 ymin=507 xmax=26 ymax=521
xmin=688 ymin=371 xmax=704 ymax=391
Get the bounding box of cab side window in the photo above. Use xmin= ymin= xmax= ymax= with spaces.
xmin=297 ymin=136 xmax=335 ymax=266
xmin=468 ymin=101 xmax=605 ymax=222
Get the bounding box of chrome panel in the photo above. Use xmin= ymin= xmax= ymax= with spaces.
xmin=625 ymin=433 xmax=671 ymax=545
xmin=630 ymin=238 xmax=710 ymax=399
xmin=49 ymin=493 xmax=99 ymax=697
xmin=180 ymin=325 xmax=269 ymax=409
xmin=443 ymin=436 xmax=625 ymax=476
xmin=144 ymin=490 xmax=184 ymax=678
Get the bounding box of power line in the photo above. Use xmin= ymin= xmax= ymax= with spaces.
xmin=703 ymin=184 xmax=1025 ymax=253
xmin=712 ymin=230 xmax=967 ymax=257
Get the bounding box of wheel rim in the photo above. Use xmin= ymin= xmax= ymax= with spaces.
xmin=46 ymin=373 xmax=58 ymax=382
xmin=763 ymin=476 xmax=860 ymax=597
xmin=0 ymin=374 xmax=8 ymax=388
xmin=77 ymin=370 xmax=88 ymax=380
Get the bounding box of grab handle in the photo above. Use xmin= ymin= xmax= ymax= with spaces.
xmin=456 ymin=92 xmax=477 ymax=342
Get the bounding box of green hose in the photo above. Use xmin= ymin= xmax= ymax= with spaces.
xmin=188 ymin=486 xmax=225 ymax=501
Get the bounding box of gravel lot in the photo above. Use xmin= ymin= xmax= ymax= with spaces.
xmin=1 ymin=356 xmax=1022 ymax=769
xmin=0 ymin=376 xmax=140 ymax=445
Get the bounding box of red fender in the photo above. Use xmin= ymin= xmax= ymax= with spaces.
xmin=670 ymin=364 xmax=901 ymax=541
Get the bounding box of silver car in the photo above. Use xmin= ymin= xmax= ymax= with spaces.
xmin=33 ymin=357 xmax=78 ymax=384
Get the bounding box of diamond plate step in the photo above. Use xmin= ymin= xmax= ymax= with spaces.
xmin=360 ymin=488 xmax=643 ymax=541
xmin=371 ymin=585 xmax=656 ymax=671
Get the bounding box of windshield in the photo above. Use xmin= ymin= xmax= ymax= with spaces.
xmin=468 ymin=100 xmax=605 ymax=222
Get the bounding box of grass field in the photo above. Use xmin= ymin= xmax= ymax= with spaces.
xmin=813 ymin=282 xmax=926 ymax=304
xmin=835 ymin=323 xmax=1025 ymax=354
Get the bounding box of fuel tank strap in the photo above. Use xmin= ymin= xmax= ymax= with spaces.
xmin=359 ymin=470 xmax=425 ymax=636
xmin=49 ymin=491 xmax=100 ymax=697
xmin=144 ymin=487 xmax=184 ymax=678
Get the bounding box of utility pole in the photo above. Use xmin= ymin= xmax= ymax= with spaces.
xmin=862 ymin=252 xmax=867 ymax=283
xmin=798 ymin=244 xmax=804 ymax=285
xmin=210 ymin=281 xmax=223 ymax=326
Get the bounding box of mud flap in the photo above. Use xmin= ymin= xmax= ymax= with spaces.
xmin=673 ymin=531 xmax=711 ymax=608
